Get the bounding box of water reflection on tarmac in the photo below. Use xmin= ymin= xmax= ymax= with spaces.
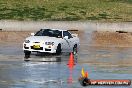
xmin=0 ymin=30 xmax=132 ymax=88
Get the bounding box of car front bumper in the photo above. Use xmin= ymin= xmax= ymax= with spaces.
xmin=23 ymin=43 xmax=57 ymax=53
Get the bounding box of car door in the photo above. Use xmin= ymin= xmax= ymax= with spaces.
xmin=62 ymin=31 xmax=74 ymax=52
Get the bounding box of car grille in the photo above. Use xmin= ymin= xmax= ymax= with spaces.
xmin=31 ymin=46 xmax=43 ymax=50
xmin=34 ymin=42 xmax=40 ymax=43
xmin=45 ymin=49 xmax=51 ymax=51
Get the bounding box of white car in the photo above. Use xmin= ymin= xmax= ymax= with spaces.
xmin=23 ymin=29 xmax=80 ymax=58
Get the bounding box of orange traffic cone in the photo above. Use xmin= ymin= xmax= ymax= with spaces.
xmin=67 ymin=52 xmax=75 ymax=68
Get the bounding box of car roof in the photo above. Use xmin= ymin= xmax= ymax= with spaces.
xmin=41 ymin=29 xmax=67 ymax=31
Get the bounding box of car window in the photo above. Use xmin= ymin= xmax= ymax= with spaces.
xmin=35 ymin=29 xmax=43 ymax=36
xmin=35 ymin=29 xmax=62 ymax=38
xmin=63 ymin=31 xmax=73 ymax=39
xmin=57 ymin=31 xmax=62 ymax=38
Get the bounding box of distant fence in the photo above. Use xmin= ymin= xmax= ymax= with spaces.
xmin=0 ymin=20 xmax=131 ymax=32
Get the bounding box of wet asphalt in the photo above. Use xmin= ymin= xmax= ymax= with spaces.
xmin=0 ymin=30 xmax=132 ymax=88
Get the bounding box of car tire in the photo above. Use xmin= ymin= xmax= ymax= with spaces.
xmin=56 ymin=44 xmax=61 ymax=55
xmin=73 ymin=45 xmax=77 ymax=55
xmin=24 ymin=51 xmax=31 ymax=58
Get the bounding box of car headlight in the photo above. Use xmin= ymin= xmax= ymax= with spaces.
xmin=45 ymin=42 xmax=54 ymax=46
xmin=25 ymin=40 xmax=30 ymax=43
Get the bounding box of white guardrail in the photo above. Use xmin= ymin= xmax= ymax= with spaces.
xmin=0 ymin=20 xmax=131 ymax=32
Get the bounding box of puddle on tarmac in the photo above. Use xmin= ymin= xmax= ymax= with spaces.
xmin=0 ymin=30 xmax=132 ymax=88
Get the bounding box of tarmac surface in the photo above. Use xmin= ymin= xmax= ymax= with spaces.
xmin=0 ymin=30 xmax=132 ymax=88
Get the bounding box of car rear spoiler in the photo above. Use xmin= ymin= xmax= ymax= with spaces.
xmin=72 ymin=34 xmax=78 ymax=37
xmin=67 ymin=30 xmax=79 ymax=37
xmin=67 ymin=29 xmax=79 ymax=31
xmin=67 ymin=29 xmax=79 ymax=37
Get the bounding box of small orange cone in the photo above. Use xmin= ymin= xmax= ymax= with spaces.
xmin=85 ymin=71 xmax=88 ymax=78
xmin=81 ymin=68 xmax=88 ymax=78
xmin=67 ymin=52 xmax=75 ymax=68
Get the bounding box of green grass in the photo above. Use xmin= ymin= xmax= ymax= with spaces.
xmin=0 ymin=0 xmax=131 ymax=21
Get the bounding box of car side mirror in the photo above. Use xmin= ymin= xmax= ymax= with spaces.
xmin=64 ymin=36 xmax=69 ymax=39
xmin=31 ymin=33 xmax=35 ymax=36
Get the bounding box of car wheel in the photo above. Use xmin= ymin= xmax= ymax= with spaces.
xmin=56 ymin=44 xmax=61 ymax=55
xmin=73 ymin=45 xmax=77 ymax=55
xmin=24 ymin=51 xmax=31 ymax=58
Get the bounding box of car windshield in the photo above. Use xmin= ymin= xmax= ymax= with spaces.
xmin=35 ymin=29 xmax=62 ymax=38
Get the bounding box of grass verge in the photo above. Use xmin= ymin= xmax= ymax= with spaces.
xmin=0 ymin=0 xmax=131 ymax=21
